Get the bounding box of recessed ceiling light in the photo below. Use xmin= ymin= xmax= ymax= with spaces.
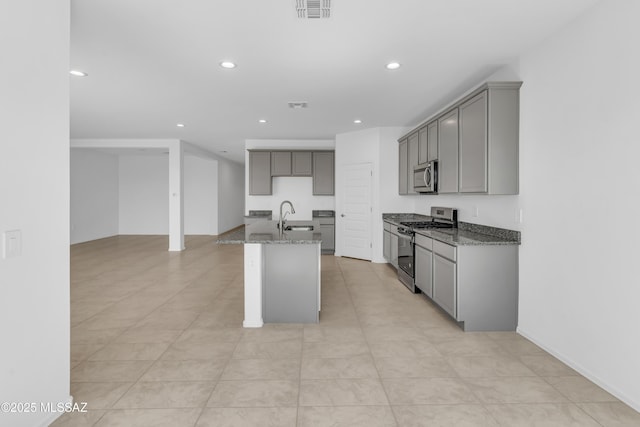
xmin=220 ymin=61 xmax=236 ymax=69
xmin=258 ymin=119 xmax=267 ymax=123
xmin=176 ymin=123 xmax=185 ymax=128
xmin=69 ymin=70 xmax=88 ymax=77
xmin=353 ymin=119 xmax=362 ymax=124
xmin=386 ymin=62 xmax=401 ymax=70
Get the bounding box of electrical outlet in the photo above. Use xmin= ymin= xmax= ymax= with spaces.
xmin=516 ymin=208 xmax=524 ymax=223
xmin=472 ymin=206 xmax=479 ymax=217
xmin=3 ymin=230 xmax=22 ymax=259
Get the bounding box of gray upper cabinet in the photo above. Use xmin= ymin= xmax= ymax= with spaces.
xmin=418 ymin=126 xmax=428 ymax=164
xmin=427 ymin=120 xmax=438 ymax=161
xmin=438 ymin=108 xmax=459 ymax=193
xmin=459 ymin=91 xmax=488 ymax=193
xmin=396 ymin=81 xmax=521 ymax=196
xmin=407 ymin=132 xmax=419 ymax=194
xmin=271 ymin=151 xmax=292 ymax=176
xmin=312 ymin=151 xmax=334 ymax=195
xmin=398 ymin=139 xmax=408 ymax=195
xmin=292 ymin=152 xmax=312 ymax=176
xmin=249 ymin=151 xmax=272 ymax=195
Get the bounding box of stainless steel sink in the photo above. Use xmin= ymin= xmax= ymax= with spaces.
xmin=284 ymin=225 xmax=314 ymax=231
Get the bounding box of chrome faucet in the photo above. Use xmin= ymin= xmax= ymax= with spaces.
xmin=279 ymin=200 xmax=295 ymax=231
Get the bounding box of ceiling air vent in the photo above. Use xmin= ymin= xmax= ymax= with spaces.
xmin=295 ymin=0 xmax=331 ymax=19
xmin=288 ymin=101 xmax=308 ymax=109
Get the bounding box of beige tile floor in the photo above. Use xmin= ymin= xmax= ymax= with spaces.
xmin=52 ymin=235 xmax=640 ymax=426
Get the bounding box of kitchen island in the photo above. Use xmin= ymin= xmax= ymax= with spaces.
xmin=218 ymin=220 xmax=321 ymax=327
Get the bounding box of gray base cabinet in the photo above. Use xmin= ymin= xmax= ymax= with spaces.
xmin=414 ymin=237 xmax=433 ymax=298
xmin=263 ymin=244 xmax=319 ymax=323
xmin=427 ymin=239 xmax=518 ymax=331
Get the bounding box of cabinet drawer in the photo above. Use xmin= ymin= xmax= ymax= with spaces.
xmin=414 ymin=233 xmax=432 ymax=250
xmin=433 ymin=240 xmax=456 ymax=262
xmin=383 ymin=222 xmax=391 ymax=231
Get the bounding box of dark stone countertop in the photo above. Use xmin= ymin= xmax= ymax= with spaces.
xmin=217 ymin=220 xmax=321 ymax=244
xmin=383 ymin=213 xmax=520 ymax=246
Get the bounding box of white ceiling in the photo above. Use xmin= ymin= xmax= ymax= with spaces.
xmin=70 ymin=0 xmax=599 ymax=164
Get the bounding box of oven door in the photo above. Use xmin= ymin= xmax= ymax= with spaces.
xmin=396 ymin=228 xmax=417 ymax=292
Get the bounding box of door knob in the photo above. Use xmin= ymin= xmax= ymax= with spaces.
xmin=341 ymin=214 xmax=346 ymax=217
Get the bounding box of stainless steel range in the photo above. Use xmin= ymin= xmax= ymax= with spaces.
xmin=396 ymin=207 xmax=458 ymax=292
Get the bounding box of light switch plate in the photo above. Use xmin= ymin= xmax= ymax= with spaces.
xmin=3 ymin=230 xmax=22 ymax=259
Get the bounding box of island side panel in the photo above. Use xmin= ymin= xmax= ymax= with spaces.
xmin=243 ymin=243 xmax=264 ymax=328
xmin=263 ymin=243 xmax=320 ymax=323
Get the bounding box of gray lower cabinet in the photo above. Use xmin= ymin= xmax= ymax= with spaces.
xmin=317 ymin=216 xmax=335 ymax=254
xmin=438 ymin=108 xmax=459 ymax=193
xmin=383 ymin=222 xmax=392 ymax=262
xmin=249 ymin=151 xmax=272 ymax=195
xmin=271 ymin=151 xmax=292 ymax=176
xmin=433 ymin=251 xmax=457 ymax=318
xmin=398 ymin=139 xmax=408 ymax=195
xmin=390 ymin=232 xmax=398 ymax=269
xmin=312 ymin=152 xmax=334 ymax=195
xmin=407 ymin=132 xmax=419 ymax=194
xmin=414 ymin=235 xmax=433 ymax=298
xmin=292 ymin=151 xmax=312 ymax=176
xmin=263 ymin=244 xmax=319 ymax=323
xmin=429 ymin=240 xmax=518 ymax=331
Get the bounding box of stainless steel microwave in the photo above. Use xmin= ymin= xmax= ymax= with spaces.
xmin=413 ymin=161 xmax=437 ymax=193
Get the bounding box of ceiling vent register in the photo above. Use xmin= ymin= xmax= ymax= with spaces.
xmin=288 ymin=102 xmax=308 ymax=109
xmin=295 ymin=0 xmax=331 ymax=19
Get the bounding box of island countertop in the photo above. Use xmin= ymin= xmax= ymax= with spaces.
xmin=217 ymin=220 xmax=322 ymax=244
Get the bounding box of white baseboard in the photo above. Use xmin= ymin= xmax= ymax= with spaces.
xmin=243 ymin=320 xmax=264 ymax=328
xmin=517 ymin=326 xmax=640 ymax=413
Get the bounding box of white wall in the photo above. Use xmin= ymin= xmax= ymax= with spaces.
xmin=218 ymin=160 xmax=245 ymax=234
xmin=118 ymin=154 xmax=223 ymax=236
xmin=0 ymin=1 xmax=71 ymax=426
xmin=245 ymin=139 xmax=336 ymax=220
xmin=510 ymin=0 xmax=640 ymax=411
xmin=119 ymin=155 xmax=170 ymax=234
xmin=70 ymin=149 xmax=119 ymax=244
xmin=185 ymin=156 xmax=218 ymax=235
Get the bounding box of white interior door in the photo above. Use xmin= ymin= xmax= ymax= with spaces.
xmin=340 ymin=163 xmax=372 ymax=260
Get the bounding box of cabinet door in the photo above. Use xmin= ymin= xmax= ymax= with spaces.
xmin=459 ymin=91 xmax=488 ymax=192
xmin=271 ymin=152 xmax=292 ymax=176
xmin=383 ymin=230 xmax=391 ymax=261
xmin=292 ymin=151 xmax=312 ymax=176
xmin=320 ymin=224 xmax=335 ymax=252
xmin=390 ymin=233 xmax=398 ymax=268
xmin=407 ymin=132 xmax=419 ymax=194
xmin=433 ymin=254 xmax=456 ymax=318
xmin=418 ymin=126 xmax=428 ymax=164
xmin=249 ymin=151 xmax=272 ymax=195
xmin=437 ymin=109 xmax=459 ymax=193
xmin=415 ymin=245 xmax=433 ymax=298
xmin=312 ymin=152 xmax=334 ymax=195
xmin=398 ymin=140 xmax=408 ymax=195
xmin=427 ymin=120 xmax=438 ymax=161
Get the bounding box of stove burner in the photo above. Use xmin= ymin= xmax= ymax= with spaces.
xmin=399 ymin=221 xmax=454 ymax=229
